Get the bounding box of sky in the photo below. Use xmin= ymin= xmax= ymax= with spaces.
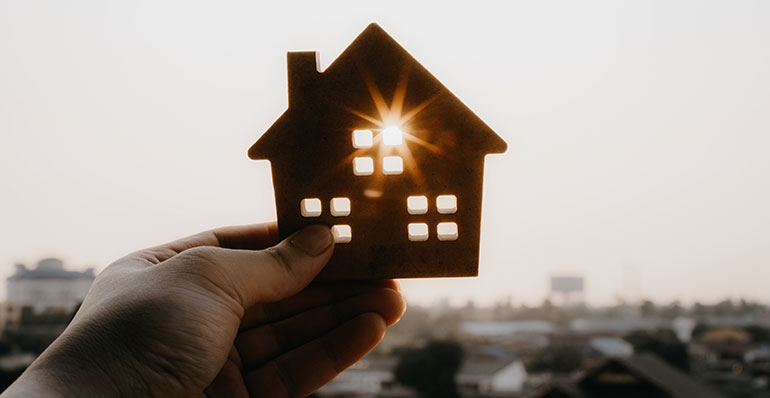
xmin=1 ymin=1 xmax=769 ymax=306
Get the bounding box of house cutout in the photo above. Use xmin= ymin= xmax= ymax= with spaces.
xmin=249 ymin=23 xmax=506 ymax=279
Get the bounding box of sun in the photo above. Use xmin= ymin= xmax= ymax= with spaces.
xmin=382 ymin=125 xmax=404 ymax=146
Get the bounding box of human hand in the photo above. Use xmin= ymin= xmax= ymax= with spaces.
xmin=4 ymin=223 xmax=406 ymax=397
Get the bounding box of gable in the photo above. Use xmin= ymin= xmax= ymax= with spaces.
xmin=578 ymin=355 xmax=723 ymax=398
xmin=249 ymin=23 xmax=507 ymax=161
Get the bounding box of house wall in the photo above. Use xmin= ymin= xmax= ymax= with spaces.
xmin=490 ymin=360 xmax=528 ymax=393
xmin=271 ymin=150 xmax=487 ymax=279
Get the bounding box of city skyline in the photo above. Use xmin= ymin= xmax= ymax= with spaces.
xmin=2 ymin=1 xmax=769 ymax=306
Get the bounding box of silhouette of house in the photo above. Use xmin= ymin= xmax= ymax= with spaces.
xmin=249 ymin=23 xmax=506 ymax=279
xmin=528 ymin=353 xmax=723 ymax=398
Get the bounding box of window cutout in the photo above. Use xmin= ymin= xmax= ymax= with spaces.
xmin=353 ymin=157 xmax=374 ymax=176
xmin=407 ymin=195 xmax=428 ymax=215
xmin=382 ymin=156 xmax=403 ymax=175
xmin=382 ymin=126 xmax=404 ymax=146
xmin=330 ymin=197 xmax=351 ymax=217
xmin=436 ymin=195 xmax=457 ymax=214
xmin=437 ymin=222 xmax=458 ymax=241
xmin=408 ymin=223 xmax=429 ymax=241
xmin=352 ymin=129 xmax=373 ymax=148
xmin=300 ymin=198 xmax=322 ymax=217
xmin=331 ymin=224 xmax=352 ymax=243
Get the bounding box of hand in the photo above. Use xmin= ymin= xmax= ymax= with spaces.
xmin=4 ymin=223 xmax=406 ymax=397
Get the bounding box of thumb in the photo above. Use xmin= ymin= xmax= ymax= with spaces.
xmin=170 ymin=224 xmax=334 ymax=308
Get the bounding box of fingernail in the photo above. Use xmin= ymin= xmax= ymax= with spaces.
xmin=291 ymin=225 xmax=333 ymax=256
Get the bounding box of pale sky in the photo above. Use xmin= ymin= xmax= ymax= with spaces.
xmin=2 ymin=1 xmax=769 ymax=306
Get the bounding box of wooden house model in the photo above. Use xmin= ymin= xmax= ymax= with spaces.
xmin=249 ymin=23 xmax=506 ymax=279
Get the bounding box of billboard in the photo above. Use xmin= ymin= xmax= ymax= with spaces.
xmin=550 ymin=276 xmax=584 ymax=293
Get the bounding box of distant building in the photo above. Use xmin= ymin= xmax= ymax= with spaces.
xmin=528 ymin=353 xmax=724 ymax=398
xmin=457 ymin=349 xmax=528 ymax=396
xmin=570 ymin=317 xmax=669 ymax=335
xmin=690 ymin=327 xmax=753 ymax=364
xmin=461 ymin=321 xmax=556 ymax=337
xmin=6 ymin=258 xmax=94 ymax=313
xmin=318 ymin=354 xmax=397 ymax=397
xmin=672 ymin=317 xmax=697 ymax=342
xmin=460 ymin=320 xmax=555 ymax=348
xmin=319 ymin=349 xmax=528 ymax=397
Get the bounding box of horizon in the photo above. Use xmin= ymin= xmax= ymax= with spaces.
xmin=2 ymin=1 xmax=769 ymax=307
xmin=5 ymin=255 xmax=768 ymax=308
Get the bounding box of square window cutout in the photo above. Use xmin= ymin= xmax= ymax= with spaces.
xmin=382 ymin=126 xmax=404 ymax=146
xmin=352 ymin=129 xmax=373 ymax=148
xmin=407 ymin=195 xmax=428 ymax=215
xmin=300 ymin=198 xmax=322 ymax=217
xmin=331 ymin=225 xmax=352 ymax=243
xmin=437 ymin=222 xmax=458 ymax=241
xmin=383 ymin=156 xmax=403 ymax=175
xmin=436 ymin=195 xmax=457 ymax=214
xmin=408 ymin=223 xmax=429 ymax=241
xmin=354 ymin=157 xmax=374 ymax=176
xmin=331 ymin=197 xmax=351 ymax=217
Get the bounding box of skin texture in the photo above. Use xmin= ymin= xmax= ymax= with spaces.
xmin=2 ymin=223 xmax=406 ymax=397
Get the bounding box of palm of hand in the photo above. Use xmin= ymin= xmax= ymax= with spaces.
xmin=22 ymin=224 xmax=404 ymax=398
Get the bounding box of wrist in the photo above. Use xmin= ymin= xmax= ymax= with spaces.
xmin=3 ymin=326 xmax=126 ymax=398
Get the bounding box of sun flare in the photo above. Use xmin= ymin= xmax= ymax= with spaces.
xmin=382 ymin=125 xmax=404 ymax=146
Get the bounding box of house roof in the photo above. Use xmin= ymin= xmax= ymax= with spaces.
xmin=8 ymin=259 xmax=95 ymax=281
xmin=458 ymin=355 xmax=520 ymax=378
xmin=249 ymin=23 xmax=506 ymax=160
xmin=614 ymin=353 xmax=723 ymax=398
xmin=529 ymin=353 xmax=724 ymax=398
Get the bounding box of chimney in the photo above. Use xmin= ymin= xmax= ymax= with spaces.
xmin=287 ymin=51 xmax=319 ymax=106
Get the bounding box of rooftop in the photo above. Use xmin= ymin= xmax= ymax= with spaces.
xmin=9 ymin=258 xmax=95 ymax=280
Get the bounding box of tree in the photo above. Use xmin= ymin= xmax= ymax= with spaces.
xmin=624 ymin=329 xmax=690 ymax=371
xmin=691 ymin=323 xmax=712 ymax=339
xmin=639 ymin=300 xmax=657 ymax=318
xmin=660 ymin=300 xmax=684 ymax=319
xmin=744 ymin=325 xmax=770 ymax=344
xmin=714 ymin=299 xmax=735 ymax=316
xmin=394 ymin=340 xmax=464 ymax=398
xmin=526 ymin=343 xmax=583 ymax=374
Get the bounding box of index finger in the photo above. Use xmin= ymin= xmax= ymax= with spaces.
xmin=240 ymin=279 xmax=400 ymax=330
xmin=211 ymin=223 xmax=280 ymax=250
xmin=136 ymin=223 xmax=279 ymax=265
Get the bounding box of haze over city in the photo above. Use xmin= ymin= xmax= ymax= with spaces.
xmin=2 ymin=1 xmax=769 ymax=306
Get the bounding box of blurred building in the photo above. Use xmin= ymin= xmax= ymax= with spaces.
xmin=588 ymin=336 xmax=634 ymax=358
xmin=6 ymin=258 xmax=94 ymax=313
xmin=457 ymin=348 xmax=528 ymax=396
xmin=318 ymin=349 xmax=528 ymax=398
xmin=569 ymin=317 xmax=670 ymax=335
xmin=528 ymin=353 xmax=724 ymax=398
xmin=460 ymin=320 xmax=554 ymax=349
